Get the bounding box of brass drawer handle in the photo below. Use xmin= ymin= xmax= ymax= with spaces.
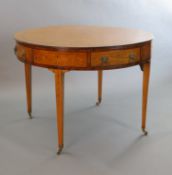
xmin=100 ymin=56 xmax=109 ymax=64
xmin=129 ymin=53 xmax=136 ymax=62
xmin=14 ymin=46 xmax=17 ymax=55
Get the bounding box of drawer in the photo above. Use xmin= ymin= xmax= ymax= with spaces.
xmin=15 ymin=44 xmax=32 ymax=63
xmin=33 ymin=50 xmax=88 ymax=67
xmin=15 ymin=44 xmax=25 ymax=61
xmin=91 ymin=48 xmax=140 ymax=67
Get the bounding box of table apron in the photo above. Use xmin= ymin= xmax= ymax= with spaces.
xmin=15 ymin=42 xmax=151 ymax=70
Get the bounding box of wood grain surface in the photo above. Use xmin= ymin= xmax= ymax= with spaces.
xmin=15 ymin=25 xmax=153 ymax=49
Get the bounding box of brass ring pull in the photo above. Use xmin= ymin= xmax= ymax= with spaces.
xmin=129 ymin=53 xmax=136 ymax=62
xmin=14 ymin=46 xmax=17 ymax=55
xmin=100 ymin=56 xmax=109 ymax=64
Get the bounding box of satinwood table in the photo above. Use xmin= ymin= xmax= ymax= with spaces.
xmin=14 ymin=25 xmax=153 ymax=154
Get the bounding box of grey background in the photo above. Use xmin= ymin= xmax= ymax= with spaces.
xmin=1 ymin=0 xmax=172 ymax=175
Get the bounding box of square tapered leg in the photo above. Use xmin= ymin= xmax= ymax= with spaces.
xmin=142 ymin=62 xmax=150 ymax=135
xmin=25 ymin=63 xmax=32 ymax=118
xmin=54 ymin=70 xmax=65 ymax=154
xmin=96 ymin=70 xmax=103 ymax=106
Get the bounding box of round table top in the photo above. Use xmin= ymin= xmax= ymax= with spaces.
xmin=15 ymin=25 xmax=153 ymax=49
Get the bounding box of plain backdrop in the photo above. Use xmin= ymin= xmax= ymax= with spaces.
xmin=1 ymin=0 xmax=172 ymax=175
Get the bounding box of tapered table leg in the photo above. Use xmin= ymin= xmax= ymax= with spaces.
xmin=55 ymin=70 xmax=65 ymax=155
xmin=96 ymin=70 xmax=103 ymax=106
xmin=142 ymin=62 xmax=150 ymax=135
xmin=25 ymin=63 xmax=32 ymax=118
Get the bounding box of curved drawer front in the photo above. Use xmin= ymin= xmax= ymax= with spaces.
xmin=33 ymin=49 xmax=88 ymax=68
xmin=91 ymin=48 xmax=140 ymax=67
xmin=15 ymin=44 xmax=25 ymax=61
xmin=15 ymin=44 xmax=32 ymax=63
xmin=15 ymin=42 xmax=151 ymax=70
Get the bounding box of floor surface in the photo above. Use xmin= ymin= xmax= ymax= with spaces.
xmin=0 ymin=68 xmax=172 ymax=175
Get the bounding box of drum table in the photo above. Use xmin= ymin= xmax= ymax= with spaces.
xmin=14 ymin=26 xmax=153 ymax=154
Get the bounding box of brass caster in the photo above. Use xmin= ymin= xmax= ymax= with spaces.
xmin=57 ymin=145 xmax=63 ymax=155
xmin=28 ymin=112 xmax=32 ymax=119
xmin=142 ymin=128 xmax=148 ymax=136
xmin=96 ymin=102 xmax=100 ymax=106
xmin=96 ymin=98 xmax=102 ymax=106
